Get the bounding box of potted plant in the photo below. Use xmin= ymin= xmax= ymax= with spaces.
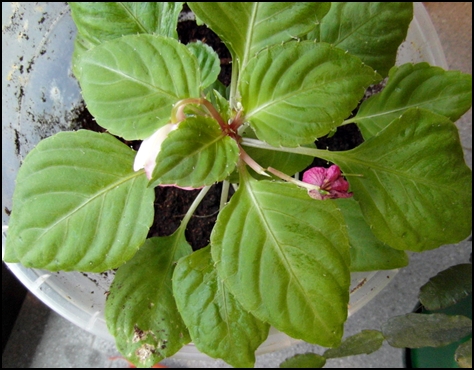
xmin=2 ymin=2 xmax=472 ymax=368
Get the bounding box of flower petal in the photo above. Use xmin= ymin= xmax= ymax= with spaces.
xmin=325 ymin=165 xmax=342 ymax=183
xmin=133 ymin=124 xmax=177 ymax=179
xmin=302 ymin=167 xmax=327 ymax=186
xmin=302 ymin=165 xmax=352 ymax=200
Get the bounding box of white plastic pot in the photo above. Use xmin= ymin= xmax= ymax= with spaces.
xmin=2 ymin=2 xmax=447 ymax=361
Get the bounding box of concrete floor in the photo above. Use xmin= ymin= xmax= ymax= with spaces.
xmin=2 ymin=2 xmax=472 ymax=368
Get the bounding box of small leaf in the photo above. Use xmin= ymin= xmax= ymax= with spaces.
xmin=77 ymin=34 xmax=201 ymax=140
xmin=4 ymin=130 xmax=154 ymax=272
xmin=354 ymin=63 xmax=473 ymax=139
xmin=332 ymin=108 xmax=472 ymax=252
xmin=335 ymin=198 xmax=408 ymax=272
xmin=306 ymin=2 xmax=413 ymax=77
xmin=105 ymin=235 xmax=192 ymax=368
xmin=186 ymin=41 xmax=221 ymax=89
xmin=173 ymin=246 xmax=269 ymax=368
xmin=419 ymin=264 xmax=472 ymax=311
xmin=240 ymin=41 xmax=379 ymax=147
xmin=150 ymin=116 xmax=239 ymax=188
xmin=187 ymin=2 xmax=330 ymax=70
xmin=211 ymin=175 xmax=351 ymax=347
xmin=280 ymin=353 xmax=326 ymax=368
xmin=382 ymin=313 xmax=472 ymax=348
xmin=323 ymin=330 xmax=385 ymax=359
xmin=455 ymin=338 xmax=473 ymax=368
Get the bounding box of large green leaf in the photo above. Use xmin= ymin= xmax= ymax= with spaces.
xmin=354 ymin=63 xmax=473 ymax=139
xmin=77 ymin=34 xmax=201 ymax=140
xmin=240 ymin=41 xmax=379 ymax=147
xmin=335 ymin=198 xmax=408 ymax=272
xmin=211 ymin=174 xmax=351 ymax=347
xmin=331 ymin=108 xmax=472 ymax=252
xmin=187 ymin=2 xmax=330 ymax=71
xmin=4 ymin=130 xmax=154 ymax=272
xmin=306 ymin=2 xmax=413 ymax=77
xmin=323 ymin=330 xmax=385 ymax=358
xmin=382 ymin=313 xmax=472 ymax=348
xmin=69 ymin=2 xmax=183 ymax=44
xmin=150 ymin=116 xmax=240 ymax=189
xmin=106 ymin=235 xmax=192 ymax=367
xmin=419 ymin=264 xmax=472 ymax=311
xmin=70 ymin=2 xmax=184 ymax=78
xmin=172 ymin=246 xmax=269 ymax=368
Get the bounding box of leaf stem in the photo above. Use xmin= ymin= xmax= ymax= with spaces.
xmin=229 ymin=59 xmax=240 ymax=110
xmin=240 ymin=137 xmax=341 ymax=163
xmin=219 ymin=180 xmax=230 ymax=210
xmin=179 ymin=185 xmax=212 ymax=230
xmin=238 ymin=144 xmax=270 ymax=177
xmin=171 ymin=98 xmax=233 ymax=136
xmin=267 ymin=167 xmax=322 ymax=192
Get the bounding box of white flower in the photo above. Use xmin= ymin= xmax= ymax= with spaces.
xmin=133 ymin=124 xmax=177 ymax=179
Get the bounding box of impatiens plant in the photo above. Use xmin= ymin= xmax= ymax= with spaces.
xmin=3 ymin=2 xmax=472 ymax=368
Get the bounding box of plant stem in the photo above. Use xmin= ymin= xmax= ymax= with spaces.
xmin=238 ymin=144 xmax=270 ymax=177
xmin=267 ymin=167 xmax=323 ymax=193
xmin=229 ymin=60 xmax=240 ymax=110
xmin=240 ymin=137 xmax=341 ymax=163
xmin=219 ymin=180 xmax=230 ymax=210
xmin=179 ymin=185 xmax=212 ymax=231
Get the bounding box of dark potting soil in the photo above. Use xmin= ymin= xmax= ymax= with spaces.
xmin=75 ymin=6 xmax=368 ymax=251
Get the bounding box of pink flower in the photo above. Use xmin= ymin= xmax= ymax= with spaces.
xmin=302 ymin=165 xmax=352 ymax=200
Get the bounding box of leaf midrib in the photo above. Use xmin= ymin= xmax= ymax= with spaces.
xmin=244 ymin=179 xmax=334 ymax=333
xmin=86 ymin=61 xmax=179 ymax=101
xmin=31 ymin=170 xmax=144 ymax=243
xmin=246 ymin=73 xmax=364 ymax=119
xmin=330 ymin=150 xmax=470 ymax=197
xmin=118 ymin=2 xmax=149 ymax=34
xmin=354 ymin=94 xmax=463 ymax=123
xmin=241 ymin=3 xmax=259 ymax=69
xmin=328 ymin=5 xmax=382 ymax=46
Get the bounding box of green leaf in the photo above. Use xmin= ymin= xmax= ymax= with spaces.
xmin=105 ymin=235 xmax=192 ymax=368
xmin=70 ymin=2 xmax=184 ymax=78
xmin=280 ymin=353 xmax=327 ymax=368
xmin=323 ymin=330 xmax=385 ymax=358
xmin=211 ymin=175 xmax=351 ymax=347
xmin=455 ymin=338 xmax=473 ymax=368
xmin=419 ymin=264 xmax=472 ymax=311
xmin=335 ymin=198 xmax=408 ymax=272
xmin=3 ymin=130 xmax=154 ymax=272
xmin=306 ymin=2 xmax=413 ymax=77
xmin=186 ymin=41 xmax=221 ymax=89
xmin=173 ymin=246 xmax=269 ymax=368
xmin=77 ymin=34 xmax=201 ymax=140
xmin=187 ymin=2 xmax=330 ymax=70
xmin=382 ymin=313 xmax=472 ymax=348
xmin=332 ymin=108 xmax=472 ymax=252
xmin=354 ymin=63 xmax=473 ymax=139
xmin=240 ymin=41 xmax=379 ymax=147
xmin=69 ymin=2 xmax=183 ymax=44
xmin=150 ymin=116 xmax=239 ymax=189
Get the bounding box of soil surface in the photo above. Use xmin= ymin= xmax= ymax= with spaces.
xmin=76 ymin=6 xmax=368 ymax=251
